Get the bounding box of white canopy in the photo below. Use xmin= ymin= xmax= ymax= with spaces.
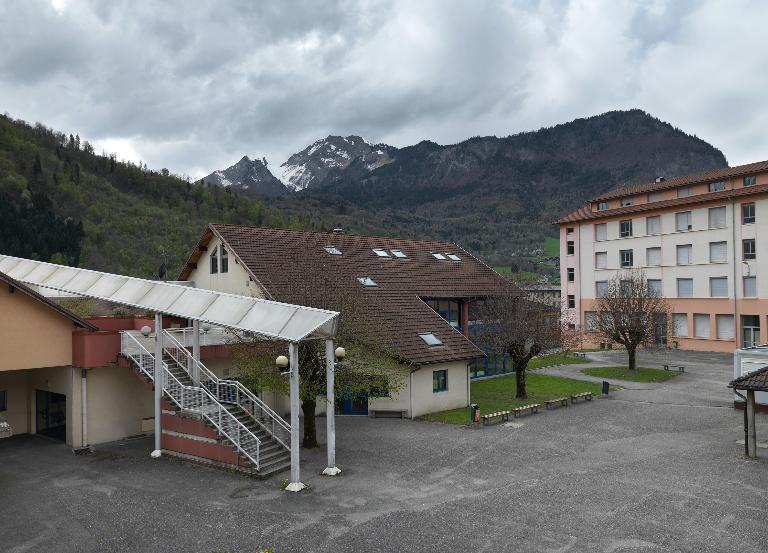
xmin=0 ymin=255 xmax=338 ymax=341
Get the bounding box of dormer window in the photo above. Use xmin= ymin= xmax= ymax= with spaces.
xmin=373 ymin=248 xmax=390 ymax=257
xmin=446 ymin=254 xmax=461 ymax=261
xmin=210 ymin=248 xmax=218 ymax=274
xmin=357 ymin=276 xmax=378 ymax=287
xmin=709 ymin=181 xmax=726 ymax=192
xmin=432 ymin=253 xmax=446 ymax=260
xmin=324 ymin=245 xmax=342 ymax=255
xmin=620 ymin=198 xmax=633 ymax=207
xmin=220 ymin=245 xmax=229 ymax=273
xmin=391 ymin=249 xmax=407 ymax=258
xmin=419 ymin=333 xmax=443 ymax=346
xmin=597 ymin=202 xmax=609 ymax=211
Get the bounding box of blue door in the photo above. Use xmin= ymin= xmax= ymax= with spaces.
xmin=336 ymin=393 xmax=368 ymax=416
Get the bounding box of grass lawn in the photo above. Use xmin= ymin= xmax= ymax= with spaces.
xmin=420 ymin=372 xmax=603 ymax=425
xmin=528 ymin=352 xmax=591 ymax=369
xmin=544 ymin=236 xmax=560 ymax=256
xmin=581 ymin=366 xmax=681 ymax=382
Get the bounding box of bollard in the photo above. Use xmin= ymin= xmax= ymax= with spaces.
xmin=602 ymin=381 xmax=610 ymax=395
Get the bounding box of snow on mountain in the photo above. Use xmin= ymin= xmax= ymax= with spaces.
xmin=200 ymin=155 xmax=289 ymax=197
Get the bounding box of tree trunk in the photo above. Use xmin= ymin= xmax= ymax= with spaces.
xmin=627 ymin=346 xmax=637 ymax=371
xmin=301 ymin=398 xmax=318 ymax=448
xmin=514 ymin=362 xmax=528 ymax=399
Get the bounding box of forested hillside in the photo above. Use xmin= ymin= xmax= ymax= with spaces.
xmin=0 ymin=115 xmax=298 ymax=277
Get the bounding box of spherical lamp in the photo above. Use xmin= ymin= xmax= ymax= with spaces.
xmin=334 ymin=346 xmax=346 ymax=360
xmin=140 ymin=325 xmax=151 ymax=337
xmin=275 ymin=355 xmax=289 ymax=369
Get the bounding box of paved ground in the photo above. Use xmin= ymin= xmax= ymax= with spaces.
xmin=1 ymin=350 xmax=767 ymax=553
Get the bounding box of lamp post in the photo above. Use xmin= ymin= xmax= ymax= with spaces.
xmin=151 ymin=313 xmax=163 ymax=458
xmin=281 ymin=345 xmax=305 ymax=492
xmin=322 ymin=343 xmax=344 ymax=476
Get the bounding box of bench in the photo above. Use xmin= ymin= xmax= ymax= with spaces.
xmin=481 ymin=410 xmax=510 ymax=425
xmin=570 ymin=392 xmax=593 ymax=403
xmin=370 ymin=409 xmax=408 ymax=419
xmin=544 ymin=397 xmax=570 ymax=409
xmin=512 ymin=404 xmax=541 ymax=417
xmin=663 ymin=365 xmax=685 ymax=372
xmin=572 ymin=352 xmax=587 ymax=359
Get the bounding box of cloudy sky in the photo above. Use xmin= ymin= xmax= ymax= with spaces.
xmin=1 ymin=0 xmax=766 ymax=179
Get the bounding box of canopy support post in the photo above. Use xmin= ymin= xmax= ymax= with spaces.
xmin=746 ymin=390 xmax=757 ymax=458
xmin=152 ymin=313 xmax=163 ymax=458
xmin=286 ymin=342 xmax=305 ymax=492
xmin=191 ymin=319 xmax=201 ymax=384
xmin=323 ymin=339 xmax=341 ymax=476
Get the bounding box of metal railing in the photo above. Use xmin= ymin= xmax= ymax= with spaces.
xmin=161 ymin=330 xmax=291 ymax=452
xmin=164 ymin=326 xmax=239 ymax=348
xmin=120 ymin=331 xmax=262 ymax=468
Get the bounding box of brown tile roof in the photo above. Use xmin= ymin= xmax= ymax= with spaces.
xmin=0 ymin=271 xmax=97 ymax=331
xmin=729 ymin=366 xmax=768 ymax=392
xmin=179 ymin=224 xmax=517 ymax=365
xmin=557 ymin=182 xmax=768 ymax=224
xmin=593 ymin=159 xmax=768 ymax=201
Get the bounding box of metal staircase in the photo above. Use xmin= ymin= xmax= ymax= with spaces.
xmin=120 ymin=330 xmax=291 ymax=475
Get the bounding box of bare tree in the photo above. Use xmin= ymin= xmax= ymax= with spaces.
xmin=474 ymin=291 xmax=561 ymax=399
xmin=592 ymin=270 xmax=672 ymax=371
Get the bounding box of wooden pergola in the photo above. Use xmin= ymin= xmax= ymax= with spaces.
xmin=728 ymin=365 xmax=768 ymax=458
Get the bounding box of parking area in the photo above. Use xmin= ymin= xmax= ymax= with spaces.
xmin=1 ymin=350 xmax=767 ymax=553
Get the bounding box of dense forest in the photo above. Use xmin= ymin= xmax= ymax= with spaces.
xmin=0 ymin=114 xmax=302 ymax=277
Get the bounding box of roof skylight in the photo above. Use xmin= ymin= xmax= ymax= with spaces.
xmin=324 ymin=245 xmax=342 ymax=255
xmin=357 ymin=276 xmax=378 ymax=287
xmin=431 ymin=253 xmax=446 ymax=260
xmin=373 ymin=248 xmax=390 ymax=257
xmin=446 ymin=254 xmax=461 ymax=261
xmin=419 ymin=333 xmax=443 ymax=346
xmin=391 ymin=249 xmax=407 ymax=258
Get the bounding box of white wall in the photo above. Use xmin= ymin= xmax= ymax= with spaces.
xmin=409 ymin=361 xmax=470 ymax=418
xmin=186 ymin=234 xmax=264 ymax=297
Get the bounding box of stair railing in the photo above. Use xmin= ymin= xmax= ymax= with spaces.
xmin=161 ymin=330 xmax=291 ymax=452
xmin=120 ymin=331 xmax=262 ymax=468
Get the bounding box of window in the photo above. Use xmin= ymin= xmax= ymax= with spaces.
xmin=585 ymin=312 xmax=597 ymax=331
xmin=596 ymin=281 xmax=608 ymax=297
xmin=595 ymin=252 xmax=607 ymax=269
xmin=567 ymin=295 xmax=575 ymax=308
xmin=389 ymin=249 xmax=406 ymax=258
xmin=716 ymin=314 xmax=735 ymax=340
xmin=431 ymin=252 xmax=447 ymax=260
xmin=676 ymin=244 xmax=692 ymax=265
xmin=744 ymin=276 xmax=757 ymax=297
xmin=598 ymin=201 xmax=609 ymax=211
xmin=566 ymin=227 xmax=574 ymax=234
xmin=220 ymin=246 xmax=229 ymax=273
xmin=743 ymin=239 xmax=756 ymax=260
xmin=210 ymin=249 xmax=218 ymax=274
xmin=709 ymin=181 xmax=725 ymax=192
xmin=620 ymin=198 xmax=633 ymax=207
xmin=708 ymin=206 xmax=726 ymax=229
xmin=619 ymin=220 xmax=633 ymax=238
xmin=373 ymin=248 xmax=390 ymax=257
xmin=678 ymin=186 xmax=693 ymax=198
xmin=744 ymin=175 xmax=757 ymax=187
xmin=433 ymin=370 xmax=447 ymax=392
xmin=648 ymin=191 xmax=662 ymax=203
xmin=648 ymin=279 xmax=662 ymax=295
xmin=676 ymin=211 xmax=692 ymax=231
xmin=420 ymin=333 xmax=443 ymax=346
xmin=709 ymin=241 xmax=727 ymax=264
xmin=673 ymin=314 xmax=688 ymax=337
xmin=646 ymin=247 xmax=661 ymax=267
xmin=567 ymin=268 xmax=575 ymax=282
xmin=694 ymin=314 xmax=710 ymax=338
xmin=742 ymin=203 xmax=755 ymax=224
xmin=677 ymin=278 xmax=693 ymax=298
xmin=357 ymin=276 xmax=378 ymax=287
xmin=324 ymin=245 xmax=342 ymax=255
xmin=567 ymin=241 xmax=575 ymax=255
xmin=620 ymin=249 xmax=633 ymax=268
xmin=646 ymin=216 xmax=660 ymax=235
xmin=710 ymin=277 xmax=728 ymax=297
xmin=595 ymin=223 xmax=607 ymax=241
xmin=446 ymin=253 xmax=461 ymax=261
xmin=0 ymin=390 xmax=6 ymax=411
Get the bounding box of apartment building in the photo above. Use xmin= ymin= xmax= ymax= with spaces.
xmin=558 ymin=160 xmax=768 ymax=352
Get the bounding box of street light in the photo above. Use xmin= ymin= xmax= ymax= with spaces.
xmin=276 ymin=355 xmax=289 ymax=375
xmin=140 ymin=325 xmax=151 ymax=337
xmin=334 ymin=347 xmax=346 ymax=360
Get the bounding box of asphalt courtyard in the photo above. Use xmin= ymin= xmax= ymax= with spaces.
xmin=1 ymin=350 xmax=766 ymax=553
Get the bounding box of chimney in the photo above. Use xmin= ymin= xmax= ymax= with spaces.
xmin=655 ymin=177 xmax=665 ymax=183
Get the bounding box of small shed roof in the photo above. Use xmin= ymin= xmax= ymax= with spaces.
xmin=0 ymin=255 xmax=338 ymax=341
xmin=728 ymin=366 xmax=768 ymax=392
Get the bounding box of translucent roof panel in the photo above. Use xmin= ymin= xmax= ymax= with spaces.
xmin=0 ymin=254 xmax=338 ymax=341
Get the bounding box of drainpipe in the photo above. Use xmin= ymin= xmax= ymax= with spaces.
xmin=730 ymin=198 xmax=739 ymax=345
xmin=409 ymin=370 xmax=414 ymax=420
xmin=81 ymin=369 xmax=88 ymax=448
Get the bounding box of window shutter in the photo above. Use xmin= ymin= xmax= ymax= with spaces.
xmin=708 ymin=207 xmax=726 ymax=229
xmin=596 ymin=281 xmax=608 ymax=297
xmin=710 ymin=277 xmax=728 ymax=297
xmin=595 ymin=252 xmax=607 ymax=269
xmin=677 ymin=279 xmax=693 ymax=298
xmin=648 ymin=279 xmax=662 ymax=294
xmin=677 ymin=245 xmax=692 ymax=265
xmin=744 ymin=276 xmax=757 ymax=297
xmin=716 ymin=315 xmax=735 ymax=340
xmin=646 ymin=216 xmax=660 ymax=235
xmin=646 ymin=247 xmax=661 ymax=266
xmin=694 ymin=314 xmax=710 ymax=338
xmin=709 ymin=242 xmax=727 ymax=263
xmin=595 ymin=224 xmax=607 ymax=241
xmin=673 ymin=314 xmax=688 ymax=337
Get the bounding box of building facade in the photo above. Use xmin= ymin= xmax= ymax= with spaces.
xmin=558 ymin=160 xmax=768 ymax=352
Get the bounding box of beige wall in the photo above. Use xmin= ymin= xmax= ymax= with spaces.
xmin=26 ymin=365 xmax=78 ymax=445
xmin=0 ymin=286 xmax=75 ymax=371
xmin=186 ymin=234 xmax=265 ymax=297
xmin=0 ymin=370 xmax=31 ymax=436
xmin=409 ymin=361 xmax=470 ymax=418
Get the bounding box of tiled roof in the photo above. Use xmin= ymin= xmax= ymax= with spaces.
xmin=557 ymin=182 xmax=768 ymax=224
xmin=179 ymin=225 xmax=516 ymax=365
xmin=0 ymin=271 xmax=97 ymax=331
xmin=729 ymin=366 xmax=768 ymax=392
xmin=593 ymin=159 xmax=768 ymax=201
